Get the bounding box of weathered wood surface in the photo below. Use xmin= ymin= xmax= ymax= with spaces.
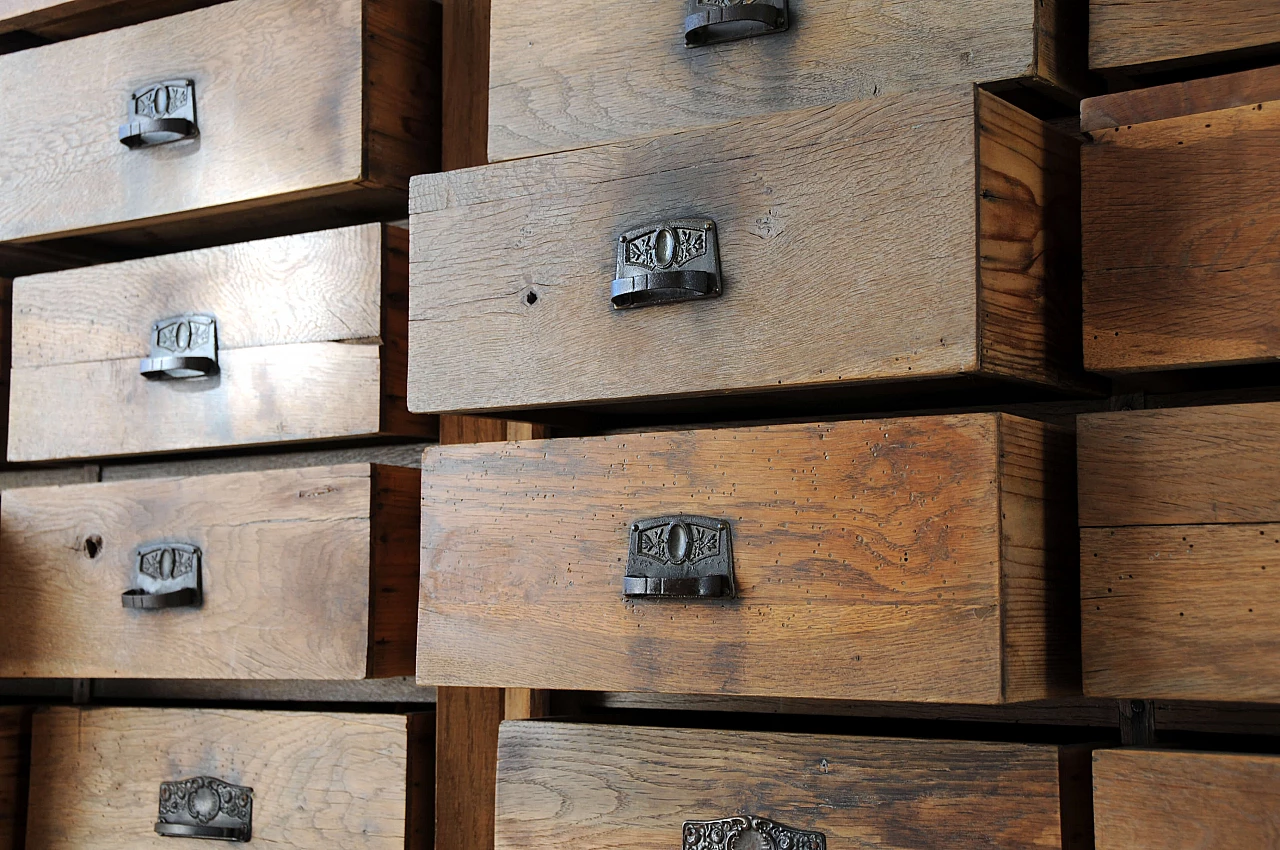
xmin=496 ymin=722 xmax=1091 ymax=849
xmin=487 ymin=0 xmax=1083 ymax=161
xmin=1090 ymin=0 xmax=1280 ymax=72
xmin=26 ymin=707 xmax=427 ymax=849
xmin=1081 ymin=65 xmax=1280 ymax=132
xmin=90 ymin=677 xmax=437 ymax=703
xmin=0 ymin=708 xmax=26 ymax=850
xmin=410 ymin=89 xmax=1077 ymax=414
xmin=0 ymin=0 xmax=436 ymax=245
xmin=1078 ymin=403 xmax=1280 ymax=528
xmin=9 ymin=224 xmax=435 ymax=461
xmin=0 ymin=0 xmax=220 ymax=38
xmin=417 ymin=414 xmax=1077 ymax=702
xmin=0 ymin=464 xmax=419 ymax=679
xmin=100 ymin=443 xmax=431 ymax=482
xmin=1094 ymin=749 xmax=1280 ymax=848
xmin=1083 ymin=88 xmax=1280 ymax=373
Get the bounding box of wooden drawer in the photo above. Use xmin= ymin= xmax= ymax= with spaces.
xmin=410 ymin=88 xmax=1083 ymax=416
xmin=488 ymin=0 xmax=1086 ymax=161
xmin=0 ymin=709 xmax=27 ymax=850
xmin=497 ymin=722 xmax=1093 ymax=849
xmin=1090 ymin=0 xmax=1280 ymax=74
xmin=0 ymin=463 xmax=419 ymax=679
xmin=8 ymin=223 xmax=435 ymax=462
xmin=1094 ymin=749 xmax=1280 ymax=849
xmin=418 ymin=414 xmax=1079 ymax=702
xmin=27 ymin=707 xmax=432 ymax=849
xmin=0 ymin=0 xmax=222 ymax=41
xmin=0 ymin=0 xmax=437 ymax=253
xmin=1082 ymin=67 xmax=1280 ymax=374
xmin=1079 ymin=402 xmax=1280 ymax=702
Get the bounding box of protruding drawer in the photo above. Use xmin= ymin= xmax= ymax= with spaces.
xmin=0 ymin=0 xmax=438 ymax=254
xmin=418 ymin=414 xmax=1079 ymax=703
xmin=0 ymin=464 xmax=420 ymax=680
xmin=488 ymin=0 xmax=1087 ymax=161
xmin=26 ymin=707 xmax=432 ymax=849
xmin=1090 ymin=0 xmax=1280 ymax=74
xmin=411 ymin=88 xmax=1084 ymax=416
xmin=1079 ymin=402 xmax=1280 ymax=702
xmin=1082 ymin=67 xmax=1280 ymax=374
xmin=497 ymin=722 xmax=1094 ymax=849
xmin=1094 ymin=749 xmax=1280 ymax=849
xmin=8 ymin=223 xmax=435 ymax=462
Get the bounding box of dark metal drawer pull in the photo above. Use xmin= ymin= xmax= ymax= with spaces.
xmin=624 ymin=515 xmax=734 ymax=599
xmin=140 ymin=314 xmax=219 ymax=380
xmin=685 ymin=0 xmax=789 ymax=47
xmin=120 ymin=79 xmax=199 ymax=148
xmin=684 ymin=816 xmax=825 ymax=850
xmin=156 ymin=776 xmax=253 ymax=842
xmin=123 ymin=543 xmax=203 ymax=610
xmin=612 ymin=219 xmax=721 ymax=309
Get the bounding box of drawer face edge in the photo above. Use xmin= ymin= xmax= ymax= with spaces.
xmin=1089 ymin=0 xmax=1280 ymax=72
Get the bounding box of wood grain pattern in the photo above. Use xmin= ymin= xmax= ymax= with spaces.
xmin=9 ymin=224 xmax=436 ymax=462
xmin=0 ymin=463 xmax=419 ymax=679
xmin=1094 ymin=749 xmax=1280 ymax=848
xmin=0 ymin=708 xmax=27 ymax=850
xmin=1090 ymin=0 xmax=1280 ymax=72
xmin=0 ymin=0 xmax=221 ymax=38
xmin=496 ymin=722 xmax=1090 ymax=849
xmin=1081 ymin=65 xmax=1280 ymax=132
xmin=417 ymin=414 xmax=1078 ymax=702
xmin=26 ymin=707 xmax=429 ymax=849
xmin=487 ymin=0 xmax=1083 ymax=161
xmin=1082 ymin=93 xmax=1280 ymax=373
xmin=1077 ymin=403 xmax=1280 ymax=528
xmin=0 ymin=0 xmax=436 ymax=245
xmin=435 ymin=688 xmax=502 ymax=850
xmin=441 ymin=0 xmax=490 ymax=171
xmin=410 ymin=88 xmax=1078 ymax=414
xmin=1082 ymin=522 xmax=1280 ymax=701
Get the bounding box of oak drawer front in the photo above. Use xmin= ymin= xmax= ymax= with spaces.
xmin=1079 ymin=403 xmax=1280 ymax=702
xmin=1082 ymin=68 xmax=1280 ymax=374
xmin=488 ymin=0 xmax=1084 ymax=161
xmin=410 ymin=89 xmax=1082 ymax=415
xmin=27 ymin=707 xmax=432 ymax=849
xmin=0 ymin=709 xmax=26 ymax=850
xmin=1090 ymin=0 xmax=1280 ymax=73
xmin=0 ymin=0 xmax=436 ymax=246
xmin=497 ymin=722 xmax=1092 ymax=850
xmin=8 ymin=224 xmax=435 ymax=462
xmin=1094 ymin=750 xmax=1280 ymax=849
xmin=418 ymin=414 xmax=1078 ymax=702
xmin=0 ymin=463 xmax=420 ymax=680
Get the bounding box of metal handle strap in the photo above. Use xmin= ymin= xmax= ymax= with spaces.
xmin=139 ymin=355 xmax=218 ymax=380
xmin=119 ymin=117 xmax=198 ymax=149
xmin=685 ymin=4 xmax=785 ymax=45
xmin=155 ymin=822 xmax=248 ymax=841
xmin=122 ymin=587 xmax=200 ymax=610
xmin=611 ymin=270 xmax=717 ymax=309
xmin=623 ymin=575 xmax=727 ymax=598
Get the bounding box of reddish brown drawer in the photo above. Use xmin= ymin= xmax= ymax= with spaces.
xmin=0 ymin=0 xmax=222 ymax=41
xmin=418 ymin=414 xmax=1079 ymax=703
xmin=0 ymin=464 xmax=419 ymax=680
xmin=0 ymin=708 xmax=27 ymax=850
xmin=1090 ymin=0 xmax=1280 ymax=74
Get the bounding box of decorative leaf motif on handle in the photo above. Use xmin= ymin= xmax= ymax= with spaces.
xmin=683 ymin=816 xmax=826 ymax=850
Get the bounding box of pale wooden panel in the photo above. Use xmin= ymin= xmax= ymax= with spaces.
xmin=1078 ymin=403 xmax=1280 ymax=528
xmin=487 ymin=0 xmax=1075 ymax=161
xmin=0 ymin=708 xmax=25 ymax=850
xmin=411 ymin=89 xmax=979 ymax=413
xmin=1082 ymin=523 xmax=1280 ymax=702
xmin=418 ymin=415 xmax=1075 ymax=703
xmin=496 ymin=723 xmax=1082 ymax=849
xmin=9 ymin=342 xmax=385 ymax=461
xmin=0 ymin=465 xmax=379 ymax=679
xmin=1083 ymin=98 xmax=1280 ymax=373
xmin=0 ymin=0 xmax=221 ymax=37
xmin=0 ymin=0 xmax=366 ymax=242
xmin=27 ymin=708 xmax=412 ymax=850
xmin=11 ymin=224 xmax=385 ymax=367
xmin=1094 ymin=749 xmax=1280 ymax=849
xmin=1090 ymin=0 xmax=1280 ymax=72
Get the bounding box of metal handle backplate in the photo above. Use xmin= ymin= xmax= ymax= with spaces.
xmin=625 ymin=515 xmax=734 ymax=599
xmin=685 ymin=0 xmax=789 ymax=46
xmin=140 ymin=314 xmax=219 ymax=380
xmin=612 ymin=219 xmax=721 ymax=309
xmin=120 ymin=79 xmax=199 ymax=148
xmin=123 ymin=543 xmax=203 ymax=610
xmin=684 ymin=816 xmax=825 ymax=850
xmin=156 ymin=777 xmax=252 ymax=842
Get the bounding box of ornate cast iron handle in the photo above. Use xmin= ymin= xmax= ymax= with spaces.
xmin=684 ymin=816 xmax=826 ymax=850
xmin=120 ymin=79 xmax=199 ymax=149
xmin=624 ymin=516 xmax=735 ymax=599
xmin=612 ymin=219 xmax=721 ymax=310
xmin=684 ymin=0 xmax=789 ymax=47
xmin=140 ymin=315 xmax=219 ymax=380
xmin=122 ymin=543 xmax=203 ymax=610
xmin=155 ymin=776 xmax=253 ymax=842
